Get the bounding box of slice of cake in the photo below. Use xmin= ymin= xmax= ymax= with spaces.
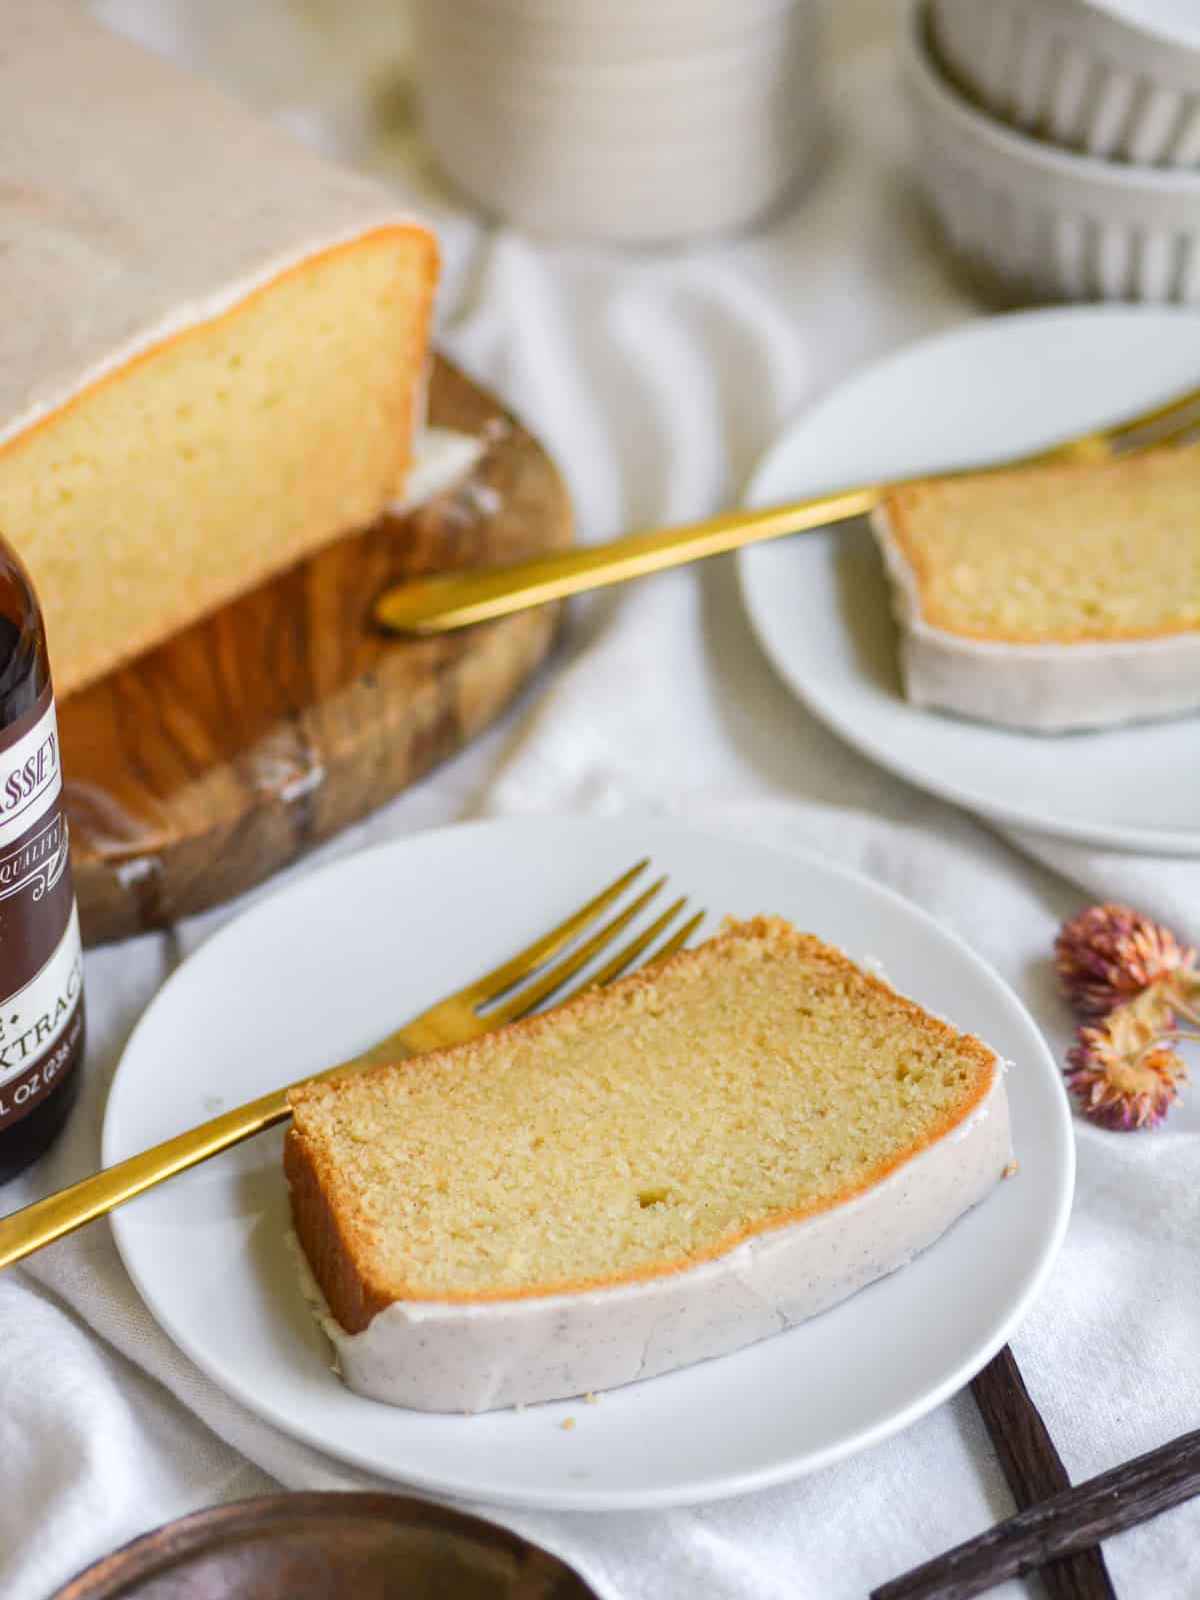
xmin=1 ymin=1 xmax=438 ymax=695
xmin=285 ymin=917 xmax=1011 ymax=1412
xmin=872 ymin=446 xmax=1200 ymax=733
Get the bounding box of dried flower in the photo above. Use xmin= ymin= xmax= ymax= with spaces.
xmin=1055 ymin=902 xmax=1197 ymax=1020
xmin=1065 ymin=989 xmax=1189 ymax=1131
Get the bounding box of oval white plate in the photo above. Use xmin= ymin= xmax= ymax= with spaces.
xmin=105 ymin=818 xmax=1072 ymax=1511
xmin=740 ymin=307 xmax=1200 ymax=856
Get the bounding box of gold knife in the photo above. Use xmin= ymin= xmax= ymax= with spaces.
xmin=375 ymin=486 xmax=879 ymax=634
xmin=373 ymin=377 xmax=1200 ymax=637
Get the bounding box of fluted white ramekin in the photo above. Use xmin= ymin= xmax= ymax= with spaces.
xmin=930 ymin=0 xmax=1200 ymax=168
xmin=906 ymin=0 xmax=1200 ymax=304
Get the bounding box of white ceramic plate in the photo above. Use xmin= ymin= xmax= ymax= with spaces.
xmin=741 ymin=307 xmax=1200 ymax=856
xmin=105 ymin=818 xmax=1072 ymax=1510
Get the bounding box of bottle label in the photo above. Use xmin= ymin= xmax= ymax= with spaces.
xmin=0 ymin=686 xmax=84 ymax=1131
xmin=0 ymin=686 xmax=63 ymax=850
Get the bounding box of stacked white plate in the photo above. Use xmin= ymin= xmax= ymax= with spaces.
xmin=907 ymin=0 xmax=1200 ymax=302
xmin=409 ymin=0 xmax=825 ymax=244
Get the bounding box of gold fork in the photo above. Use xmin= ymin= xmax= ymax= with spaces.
xmin=0 ymin=861 xmax=702 ymax=1271
xmin=375 ymin=377 xmax=1200 ymax=635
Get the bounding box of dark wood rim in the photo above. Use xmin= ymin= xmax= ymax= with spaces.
xmin=52 ymin=1491 xmax=598 ymax=1599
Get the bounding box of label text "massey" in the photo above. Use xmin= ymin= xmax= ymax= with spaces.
xmin=0 ymin=728 xmax=57 ymax=815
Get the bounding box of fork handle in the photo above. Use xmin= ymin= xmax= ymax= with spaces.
xmin=374 ymin=484 xmax=882 ymax=634
xmin=0 ymin=1086 xmax=290 ymax=1270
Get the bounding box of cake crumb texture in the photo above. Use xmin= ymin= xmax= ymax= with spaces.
xmin=286 ymin=918 xmax=997 ymax=1330
xmin=884 ymin=445 xmax=1200 ymax=643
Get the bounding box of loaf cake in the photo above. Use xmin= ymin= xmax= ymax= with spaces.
xmin=1 ymin=1 xmax=438 ymax=695
xmin=872 ymin=446 xmax=1200 ymax=733
xmin=285 ymin=917 xmax=1012 ymax=1411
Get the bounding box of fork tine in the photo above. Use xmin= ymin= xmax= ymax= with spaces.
xmin=587 ymin=904 xmax=706 ymax=988
xmin=464 ymin=858 xmax=649 ymax=1004
xmin=1027 ymin=379 xmax=1200 ymax=469
xmin=584 ymin=895 xmax=690 ymax=990
xmin=484 ymin=876 xmax=668 ymax=1025
xmin=1099 ymin=380 xmax=1200 ymax=447
xmin=496 ymin=901 xmax=707 ymax=1029
xmin=1118 ymin=407 xmax=1200 ymax=454
xmin=652 ymin=909 xmax=706 ymax=963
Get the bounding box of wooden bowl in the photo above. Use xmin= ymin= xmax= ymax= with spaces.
xmin=52 ymin=1491 xmax=597 ymax=1599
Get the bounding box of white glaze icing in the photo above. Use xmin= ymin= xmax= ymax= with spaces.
xmin=0 ymin=1 xmax=425 ymax=452
xmin=872 ymin=505 xmax=1200 ymax=733
xmin=393 ymin=429 xmax=488 ymax=513
xmin=292 ymin=1068 xmax=1012 ymax=1413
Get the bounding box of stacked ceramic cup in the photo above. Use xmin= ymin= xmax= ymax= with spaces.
xmin=904 ymin=0 xmax=1200 ymax=303
xmin=409 ymin=0 xmax=825 ymax=245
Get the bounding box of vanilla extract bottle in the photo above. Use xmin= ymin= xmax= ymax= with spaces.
xmin=0 ymin=540 xmax=85 ymax=1184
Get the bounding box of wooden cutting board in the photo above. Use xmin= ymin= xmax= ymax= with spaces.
xmin=61 ymin=357 xmax=571 ymax=946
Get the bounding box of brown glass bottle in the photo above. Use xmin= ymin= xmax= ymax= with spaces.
xmin=0 ymin=540 xmax=86 ymax=1184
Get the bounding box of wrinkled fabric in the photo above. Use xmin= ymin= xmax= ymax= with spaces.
xmin=5 ymin=4 xmax=1198 ymax=1598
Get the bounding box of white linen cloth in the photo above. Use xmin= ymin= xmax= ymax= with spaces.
xmin=4 ymin=3 xmax=1199 ymax=1597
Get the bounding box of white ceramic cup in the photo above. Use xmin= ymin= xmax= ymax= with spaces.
xmin=410 ymin=0 xmax=826 ymax=244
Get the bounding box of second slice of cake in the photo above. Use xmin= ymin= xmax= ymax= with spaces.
xmin=872 ymin=445 xmax=1200 ymax=733
xmin=286 ymin=917 xmax=1011 ymax=1412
